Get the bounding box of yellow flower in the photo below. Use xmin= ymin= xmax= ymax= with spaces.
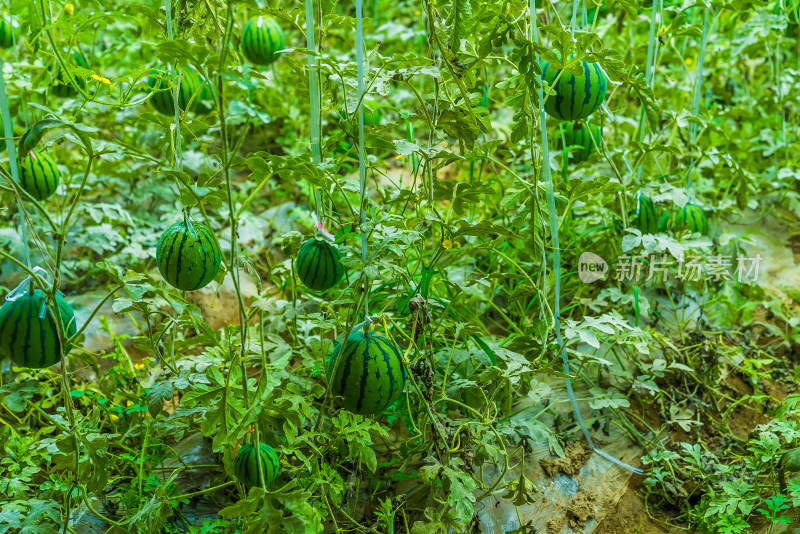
xmin=64 ymin=3 xmax=74 ymax=16
xmin=684 ymin=58 xmax=693 ymax=66
xmin=134 ymin=363 xmax=145 ymax=371
xmin=126 ymin=401 xmax=134 ymax=407
xmin=395 ymin=154 xmax=403 ymax=160
xmin=443 ymin=240 xmax=453 ymax=250
xmin=90 ymin=74 xmax=112 ymax=85
xmin=109 ymin=414 xmax=119 ymax=423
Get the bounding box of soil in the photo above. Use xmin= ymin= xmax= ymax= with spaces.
xmin=539 ymin=441 xmax=593 ymax=478
xmin=546 ymin=517 xmax=566 ymax=534
xmin=566 ymin=490 xmax=596 ymax=529
xmin=594 ymin=482 xmax=683 ymax=534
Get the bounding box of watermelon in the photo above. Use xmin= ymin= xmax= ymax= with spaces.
xmin=20 ymin=150 xmax=60 ymax=201
xmin=234 ymin=442 xmax=280 ymax=488
xmin=147 ymin=68 xmax=203 ymax=116
xmin=558 ymin=121 xmax=601 ymax=163
xmin=241 ymin=16 xmax=285 ymax=66
xmin=296 ymin=239 xmax=345 ymax=292
xmin=156 ymin=220 xmax=222 ymax=291
xmin=634 ymin=196 xmax=659 ymax=234
xmin=327 ymin=330 xmax=405 ymax=415
xmin=540 ymin=58 xmax=607 ymax=121
xmin=675 ymin=203 xmax=708 ymax=235
xmin=0 ymin=18 xmax=15 ymax=48
xmin=51 ymin=49 xmax=88 ymax=97
xmin=0 ymin=289 xmax=77 ymax=369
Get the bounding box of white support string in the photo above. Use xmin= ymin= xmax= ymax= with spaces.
xmin=0 ymin=57 xmax=36 ymax=281
xmin=306 ymin=0 xmax=325 ymax=231
xmin=355 ymin=0 xmax=370 ymax=324
xmin=532 ymin=0 xmax=643 ymax=476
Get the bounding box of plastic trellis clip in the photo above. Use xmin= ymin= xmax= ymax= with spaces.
xmin=5 ymin=266 xmax=51 ymax=318
xmin=312 ymin=211 xmax=335 ymax=242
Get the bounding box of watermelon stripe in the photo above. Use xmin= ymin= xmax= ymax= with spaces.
xmin=357 ymin=338 xmax=375 ymax=413
xmin=175 ymin=230 xmax=189 ymax=289
xmin=372 ymin=337 xmax=401 ymax=409
xmin=23 ymin=297 xmax=33 ymax=365
xmin=8 ymin=299 xmax=23 ymax=351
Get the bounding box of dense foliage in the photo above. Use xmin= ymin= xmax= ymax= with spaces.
xmin=0 ymin=0 xmax=798 ymax=532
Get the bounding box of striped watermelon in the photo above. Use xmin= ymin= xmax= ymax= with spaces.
xmin=634 ymin=196 xmax=659 ymax=234
xmin=156 ymin=220 xmax=222 ymax=291
xmin=0 ymin=289 xmax=77 ymax=369
xmin=234 ymin=442 xmax=280 ymax=488
xmin=540 ymin=58 xmax=607 ymax=121
xmin=147 ymin=68 xmax=203 ymax=116
xmin=0 ymin=18 xmax=15 ymax=48
xmin=327 ymin=330 xmax=405 ymax=415
xmin=241 ymin=16 xmax=285 ymax=66
xmin=675 ymin=203 xmax=708 ymax=235
xmin=559 ymin=121 xmax=601 ymax=163
xmin=51 ymin=49 xmax=88 ymax=97
xmin=20 ymin=150 xmax=60 ymax=201
xmin=296 ymin=239 xmax=345 ymax=292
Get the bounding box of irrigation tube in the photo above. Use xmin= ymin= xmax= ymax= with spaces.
xmin=531 ymin=0 xmax=643 ymax=475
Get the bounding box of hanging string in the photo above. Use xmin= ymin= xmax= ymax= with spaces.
xmin=163 ymin=0 xmax=184 ymax=175
xmin=0 ymin=56 xmax=34 ymax=278
xmin=634 ymin=0 xmax=662 ymax=188
xmin=306 ymin=0 xmax=325 ymax=234
xmin=686 ymin=7 xmax=710 ymax=199
xmin=355 ymin=0 xmax=370 ymax=327
xmin=531 ymin=0 xmax=643 ymax=475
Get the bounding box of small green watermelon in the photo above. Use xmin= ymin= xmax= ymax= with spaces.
xmin=327 ymin=330 xmax=405 ymax=415
xmin=675 ymin=203 xmax=709 ymax=235
xmin=634 ymin=196 xmax=659 ymax=234
xmin=540 ymin=57 xmax=607 ymax=121
xmin=147 ymin=67 xmax=204 ymax=116
xmin=234 ymin=442 xmax=280 ymax=488
xmin=20 ymin=150 xmax=60 ymax=201
xmin=156 ymin=220 xmax=222 ymax=291
xmin=0 ymin=289 xmax=77 ymax=369
xmin=296 ymin=239 xmax=345 ymax=292
xmin=559 ymin=121 xmax=601 ymax=163
xmin=51 ymin=49 xmax=89 ymax=97
xmin=0 ymin=18 xmax=16 ymax=48
xmin=241 ymin=16 xmax=286 ymax=66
